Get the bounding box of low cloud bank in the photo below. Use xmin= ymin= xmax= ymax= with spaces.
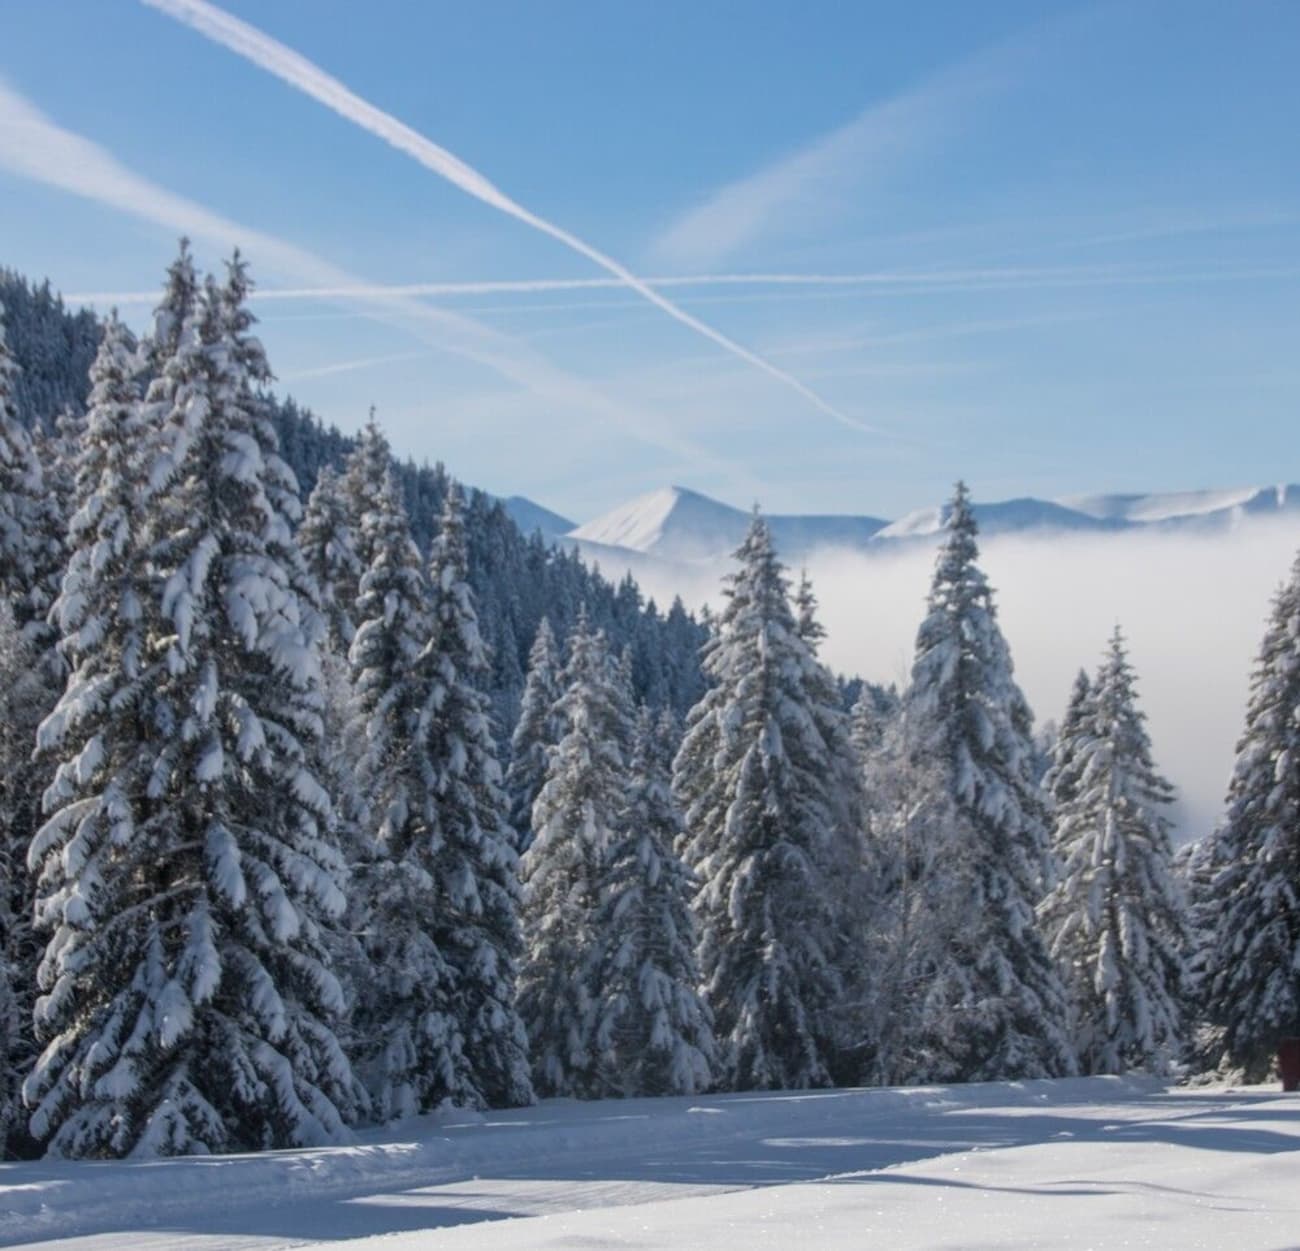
xmin=633 ymin=519 xmax=1300 ymax=844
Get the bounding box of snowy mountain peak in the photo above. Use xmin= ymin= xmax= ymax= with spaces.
xmin=568 ymin=486 xmax=758 ymax=562
xmin=568 ymin=486 xmax=888 ymax=564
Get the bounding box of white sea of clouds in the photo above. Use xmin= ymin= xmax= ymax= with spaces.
xmin=633 ymin=517 xmax=1300 ymax=844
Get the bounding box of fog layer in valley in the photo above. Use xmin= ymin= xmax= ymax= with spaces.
xmin=635 ymin=518 xmax=1300 ymax=844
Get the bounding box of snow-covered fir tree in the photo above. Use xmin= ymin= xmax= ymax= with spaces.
xmin=142 ymin=240 xmax=198 ymax=381
xmin=345 ymin=461 xmax=458 ymax=1120
xmin=292 ymin=463 xmax=372 ymax=1053
xmin=295 ymin=460 xmax=367 ymax=911
xmin=2 ymin=300 xmax=93 ymax=1156
xmin=899 ymin=482 xmax=1074 ymax=1082
xmin=21 ymin=315 xmax=151 ymax=1159
xmin=853 ymin=719 xmax=960 ymax=1086
xmin=34 ymin=404 xmax=85 ymax=557
xmin=850 ymin=687 xmax=887 ymax=760
xmin=505 ymin=617 xmax=564 ymax=851
xmin=28 ymin=259 xmax=359 ymax=1157
xmin=293 ymin=462 xmax=362 ymax=799
xmin=1175 ymin=834 xmax=1221 ymax=1033
xmin=1039 ymin=629 xmax=1189 ymax=1075
xmin=338 ymin=415 xmax=393 ymax=588
xmin=1044 ymin=669 xmax=1093 ymax=809
xmin=793 ymin=571 xmax=862 ymax=831
xmin=298 ymin=464 xmax=363 ymax=654
xmin=0 ymin=600 xmax=42 ymax=1154
xmin=419 ymin=485 xmax=532 ymax=1109
xmin=0 ymin=298 xmax=62 ymax=641
xmin=1200 ymin=551 xmax=1300 ymax=1079
xmin=518 ymin=613 xmax=627 ymax=1098
xmin=792 ymin=570 xmax=869 ymax=1079
xmin=589 ymin=705 xmax=714 ymax=1097
xmin=673 ymin=516 xmax=843 ymax=1091
xmin=0 ymin=303 xmax=41 ymax=1152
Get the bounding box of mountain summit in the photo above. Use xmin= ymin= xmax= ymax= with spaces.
xmin=568 ymin=486 xmax=887 ymax=564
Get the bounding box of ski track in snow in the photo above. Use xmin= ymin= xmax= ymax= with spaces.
xmin=3 ymin=1077 xmax=1300 ymax=1249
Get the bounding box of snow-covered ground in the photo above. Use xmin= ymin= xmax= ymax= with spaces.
xmin=3 ymin=1076 xmax=1298 ymax=1250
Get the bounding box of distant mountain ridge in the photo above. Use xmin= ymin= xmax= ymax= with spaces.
xmin=503 ymin=482 xmax=1300 ymax=567
xmin=566 ymin=485 xmax=887 ymax=564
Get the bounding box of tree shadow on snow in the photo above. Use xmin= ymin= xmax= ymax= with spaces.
xmin=8 ymin=1091 xmax=1298 ymax=1246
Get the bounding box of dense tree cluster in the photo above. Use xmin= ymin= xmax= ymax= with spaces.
xmin=0 ymin=248 xmax=1294 ymax=1162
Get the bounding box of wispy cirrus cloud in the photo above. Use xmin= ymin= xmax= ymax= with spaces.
xmin=649 ymin=29 xmax=1036 ymax=270
xmin=140 ymin=0 xmax=876 ymax=437
xmin=0 ymin=76 xmax=741 ymax=478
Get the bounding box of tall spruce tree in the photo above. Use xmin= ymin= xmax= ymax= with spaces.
xmin=518 ymin=613 xmax=626 ymax=1098
xmin=792 ymin=570 xmax=869 ymax=1079
xmin=139 ymin=242 xmax=199 ymax=499
xmin=421 ymin=486 xmax=532 ymax=1109
xmin=589 ymin=706 xmax=715 ymax=1097
xmin=142 ymin=240 xmax=198 ymax=379
xmin=793 ymin=570 xmax=863 ymax=835
xmin=338 ymin=415 xmax=393 ymax=587
xmin=505 ymin=617 xmax=564 ymax=851
xmin=1176 ymin=834 xmax=1221 ymax=1035
xmin=1039 ymin=630 xmax=1188 ymax=1074
xmin=899 ymin=483 xmax=1074 ymax=1081
xmin=850 ymin=687 xmax=887 ymax=760
xmin=31 ymin=259 xmax=359 ymax=1157
xmin=0 ymin=298 xmax=63 ymax=644
xmin=673 ymin=516 xmax=842 ymax=1091
xmin=1201 ymin=552 xmax=1300 ymax=1078
xmin=1045 ymin=669 xmax=1093 ymax=810
xmin=853 ymin=719 xmax=959 ymax=1086
xmin=345 ymin=463 xmax=457 ymax=1119
xmin=298 ymin=464 xmax=363 ymax=655
xmin=293 ymin=463 xmax=371 ymax=1059
xmin=23 ymin=315 xmax=154 ymax=1158
xmin=0 ymin=601 xmax=40 ymax=1154
xmin=36 ymin=405 xmax=86 ymax=542
xmin=0 ymin=299 xmax=54 ymax=1153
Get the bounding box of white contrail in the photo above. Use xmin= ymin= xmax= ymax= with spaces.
xmin=280 ymin=350 xmax=431 ymax=383
xmin=141 ymin=0 xmax=877 ymax=436
xmin=0 ymin=76 xmax=739 ymax=479
xmin=64 ymin=260 xmax=1299 ymax=310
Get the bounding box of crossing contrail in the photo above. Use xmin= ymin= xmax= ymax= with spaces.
xmin=141 ymin=0 xmax=879 ymax=436
xmin=0 ymin=74 xmax=746 ymax=480
xmin=65 ymin=260 xmax=1298 ymax=311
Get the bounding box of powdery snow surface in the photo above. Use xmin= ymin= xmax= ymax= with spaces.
xmin=3 ymin=1077 xmax=1299 ymax=1250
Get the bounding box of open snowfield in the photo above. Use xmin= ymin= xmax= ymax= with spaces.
xmin=3 ymin=1077 xmax=1298 ymax=1250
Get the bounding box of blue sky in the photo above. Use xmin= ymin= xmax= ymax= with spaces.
xmin=1 ymin=0 xmax=1297 ymax=522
